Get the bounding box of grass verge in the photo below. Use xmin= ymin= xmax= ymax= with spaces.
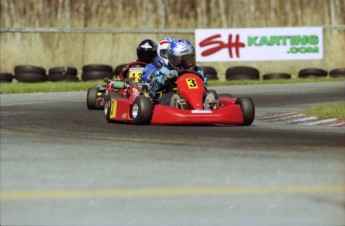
xmin=1 ymin=77 xmax=344 ymax=94
xmin=301 ymin=103 xmax=345 ymax=120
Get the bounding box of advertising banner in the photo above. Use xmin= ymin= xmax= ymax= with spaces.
xmin=195 ymin=27 xmax=323 ymax=62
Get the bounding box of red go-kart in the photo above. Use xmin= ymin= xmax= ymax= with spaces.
xmin=86 ymin=62 xmax=147 ymax=110
xmin=104 ymin=70 xmax=255 ymax=126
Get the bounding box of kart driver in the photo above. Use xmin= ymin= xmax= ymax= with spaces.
xmin=142 ymin=37 xmax=175 ymax=83
xmin=118 ymin=39 xmax=158 ymax=81
xmin=148 ymin=38 xmax=207 ymax=96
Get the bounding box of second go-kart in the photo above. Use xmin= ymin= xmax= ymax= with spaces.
xmin=86 ymin=62 xmax=147 ymax=110
xmin=104 ymin=70 xmax=255 ymax=126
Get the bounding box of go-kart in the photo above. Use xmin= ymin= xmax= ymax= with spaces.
xmin=104 ymin=70 xmax=255 ymax=126
xmin=86 ymin=62 xmax=147 ymax=110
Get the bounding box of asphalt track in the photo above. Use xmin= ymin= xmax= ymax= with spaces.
xmin=1 ymin=81 xmax=344 ymax=226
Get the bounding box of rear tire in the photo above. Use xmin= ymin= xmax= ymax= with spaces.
xmin=236 ymin=97 xmax=255 ymax=126
xmin=86 ymin=87 xmax=99 ymax=110
xmin=131 ymin=96 xmax=153 ymax=125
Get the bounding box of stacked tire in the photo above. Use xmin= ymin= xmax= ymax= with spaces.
xmin=225 ymin=66 xmax=260 ymax=80
xmin=81 ymin=64 xmax=114 ymax=81
xmin=298 ymin=68 xmax=327 ymax=78
xmin=0 ymin=73 xmax=13 ymax=83
xmin=329 ymin=68 xmax=345 ymax=78
xmin=262 ymin=73 xmax=291 ymax=80
xmin=48 ymin=66 xmax=79 ymax=82
xmin=202 ymin=66 xmax=218 ymax=81
xmin=14 ymin=65 xmax=47 ymax=83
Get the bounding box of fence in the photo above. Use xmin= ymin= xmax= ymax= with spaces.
xmin=0 ymin=26 xmax=344 ymax=80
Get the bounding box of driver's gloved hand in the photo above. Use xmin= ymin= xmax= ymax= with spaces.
xmin=166 ymin=70 xmax=178 ymax=79
xmin=162 ymin=70 xmax=178 ymax=84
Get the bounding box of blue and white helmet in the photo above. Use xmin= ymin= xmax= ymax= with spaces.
xmin=167 ymin=38 xmax=196 ymax=70
xmin=157 ymin=37 xmax=174 ymax=66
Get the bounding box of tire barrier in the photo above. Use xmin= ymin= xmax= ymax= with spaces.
xmin=48 ymin=66 xmax=79 ymax=82
xmin=262 ymin=73 xmax=291 ymax=80
xmin=329 ymin=68 xmax=345 ymax=78
xmin=81 ymin=64 xmax=114 ymax=81
xmin=225 ymin=66 xmax=260 ymax=80
xmin=0 ymin=73 xmax=13 ymax=83
xmin=298 ymin=68 xmax=328 ymax=78
xmin=201 ymin=66 xmax=218 ymax=80
xmin=14 ymin=65 xmax=47 ymax=83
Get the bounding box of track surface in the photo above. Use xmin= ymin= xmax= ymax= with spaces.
xmin=1 ymin=82 xmax=345 ymax=225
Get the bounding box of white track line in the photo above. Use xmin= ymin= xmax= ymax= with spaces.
xmin=287 ymin=116 xmax=318 ymax=123
xmin=269 ymin=113 xmax=304 ymax=121
xmin=257 ymin=112 xmax=298 ymax=120
xmin=302 ymin=118 xmax=338 ymax=126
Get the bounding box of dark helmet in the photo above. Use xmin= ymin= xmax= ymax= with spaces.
xmin=136 ymin=39 xmax=158 ymax=63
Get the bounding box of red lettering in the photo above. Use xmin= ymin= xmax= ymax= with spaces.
xmin=199 ymin=34 xmax=245 ymax=58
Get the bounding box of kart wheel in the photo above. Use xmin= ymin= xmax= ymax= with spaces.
xmin=86 ymin=87 xmax=98 ymax=110
xmin=170 ymin=93 xmax=181 ymax=108
xmin=131 ymin=96 xmax=153 ymax=125
xmin=236 ymin=97 xmax=255 ymax=126
xmin=204 ymin=91 xmax=217 ymax=110
xmin=159 ymin=92 xmax=175 ymax=106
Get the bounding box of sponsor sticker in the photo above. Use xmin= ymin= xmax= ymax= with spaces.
xmin=191 ymin=110 xmax=212 ymax=113
xmin=195 ymin=27 xmax=323 ymax=61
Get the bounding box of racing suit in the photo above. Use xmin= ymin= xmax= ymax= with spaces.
xmin=148 ymin=64 xmax=207 ymax=96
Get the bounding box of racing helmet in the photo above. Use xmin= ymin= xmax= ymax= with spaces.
xmin=167 ymin=38 xmax=196 ymax=70
xmin=157 ymin=37 xmax=175 ymax=66
xmin=136 ymin=39 xmax=158 ymax=63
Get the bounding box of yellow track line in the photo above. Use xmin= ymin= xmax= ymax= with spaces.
xmin=1 ymin=186 xmax=344 ymax=200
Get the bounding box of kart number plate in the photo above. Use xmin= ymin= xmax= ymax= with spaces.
xmin=186 ymin=78 xmax=199 ymax=89
xmin=110 ymin=99 xmax=117 ymax=118
xmin=128 ymin=67 xmax=144 ymax=82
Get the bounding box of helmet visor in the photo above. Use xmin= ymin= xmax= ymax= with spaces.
xmin=159 ymin=49 xmax=168 ymax=59
xmin=169 ymin=53 xmax=196 ymax=70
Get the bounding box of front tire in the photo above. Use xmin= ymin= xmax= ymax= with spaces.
xmin=87 ymin=87 xmax=98 ymax=110
xmin=131 ymin=96 xmax=153 ymax=125
xmin=236 ymin=97 xmax=255 ymax=126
